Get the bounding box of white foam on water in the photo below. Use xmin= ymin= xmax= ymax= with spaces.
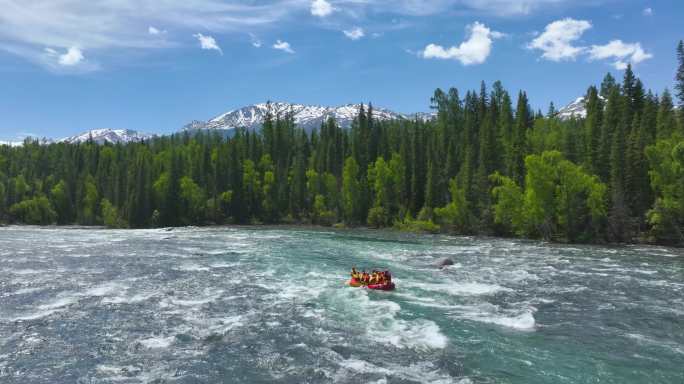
xmin=161 ymin=288 xmax=224 ymax=308
xmin=10 ymin=269 xmax=44 ymax=275
xmin=138 ymin=336 xmax=175 ymax=349
xmin=177 ymin=263 xmax=210 ymax=272
xmin=204 ymin=249 xmax=229 ymax=255
xmin=209 ymin=315 xmax=244 ymax=334
xmin=339 ymin=358 xmax=392 ymax=375
xmin=209 ymin=262 xmax=240 ymax=269
xmin=465 ymin=310 xmax=536 ymax=331
xmin=633 ymin=268 xmax=658 ymax=275
xmin=505 ymin=269 xmax=540 ymax=282
xmin=405 ymin=281 xmax=512 ymax=296
xmin=348 ymin=290 xmax=448 ymax=350
xmin=174 ymin=313 xmax=245 ymax=339
xmin=11 ymin=287 xmax=42 ymax=295
xmin=84 ymin=282 xmax=127 ymax=297
xmin=95 ymin=364 xmax=143 ymax=381
xmin=102 ymin=292 xmax=156 ymax=305
xmin=336 ymin=358 xmax=464 ymax=384
xmin=11 ymin=294 xmax=80 ymax=321
xmin=625 ymin=333 xmax=684 ymax=355
xmin=40 ymin=296 xmax=79 ymax=309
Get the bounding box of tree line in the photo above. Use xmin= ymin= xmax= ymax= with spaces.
xmin=1 ymin=42 xmax=683 ymax=245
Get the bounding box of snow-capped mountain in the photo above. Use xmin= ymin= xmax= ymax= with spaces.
xmin=557 ymin=97 xmax=589 ymax=120
xmin=60 ymin=129 xmax=154 ymax=144
xmin=556 ymin=94 xmax=608 ymax=120
xmin=184 ymin=102 xmax=433 ymax=133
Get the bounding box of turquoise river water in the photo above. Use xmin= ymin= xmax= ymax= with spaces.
xmin=0 ymin=226 xmax=683 ymax=383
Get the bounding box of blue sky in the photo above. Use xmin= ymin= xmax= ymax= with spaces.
xmin=0 ymin=0 xmax=682 ymax=141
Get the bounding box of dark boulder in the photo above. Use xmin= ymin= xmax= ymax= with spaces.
xmin=433 ymin=257 xmax=454 ymax=268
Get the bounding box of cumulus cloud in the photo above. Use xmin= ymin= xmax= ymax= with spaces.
xmin=343 ymin=27 xmax=365 ymax=40
xmin=421 ymin=22 xmax=503 ymax=65
xmin=273 ymin=40 xmax=295 ymax=54
xmin=311 ymin=0 xmax=334 ymax=17
xmin=588 ymin=40 xmax=653 ymax=69
xmin=528 ymin=18 xmax=653 ymax=70
xmin=45 ymin=46 xmax=84 ymax=66
xmin=528 ymin=18 xmax=592 ymax=61
xmin=193 ymin=33 xmax=222 ymax=54
xmin=642 ymin=7 xmax=653 ymax=16
xmin=59 ymin=46 xmax=84 ymax=65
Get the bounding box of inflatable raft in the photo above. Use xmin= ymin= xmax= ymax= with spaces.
xmin=347 ymin=278 xmax=395 ymax=291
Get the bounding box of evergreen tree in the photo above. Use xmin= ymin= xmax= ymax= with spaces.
xmin=600 ymin=72 xmax=617 ymax=99
xmin=676 ymin=40 xmax=684 ymax=109
xmin=511 ymin=91 xmax=531 ymax=186
xmin=584 ymin=86 xmax=603 ymax=174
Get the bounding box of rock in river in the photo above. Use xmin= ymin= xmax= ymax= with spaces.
xmin=434 ymin=257 xmax=454 ymax=268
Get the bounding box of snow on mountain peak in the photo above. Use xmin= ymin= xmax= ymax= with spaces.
xmin=185 ymin=102 xmax=435 ymax=132
xmin=557 ymin=94 xmax=606 ymax=120
xmin=557 ymin=97 xmax=589 ymax=120
xmin=60 ymin=128 xmax=154 ymax=144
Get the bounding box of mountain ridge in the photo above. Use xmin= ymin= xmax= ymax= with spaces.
xmin=184 ymin=102 xmax=435 ymax=133
xmin=4 ymin=97 xmax=611 ymax=147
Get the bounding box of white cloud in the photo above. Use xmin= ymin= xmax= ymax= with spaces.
xmin=421 ymin=22 xmax=502 ymax=65
xmin=343 ymin=27 xmax=365 ymax=40
xmin=642 ymin=7 xmax=653 ymax=16
xmin=148 ymin=26 xmax=165 ymax=35
xmin=193 ymin=33 xmax=222 ymax=54
xmin=527 ymin=18 xmax=591 ymax=61
xmin=311 ymin=0 xmax=334 ymax=17
xmin=528 ymin=18 xmax=652 ymax=69
xmin=588 ymin=40 xmax=653 ymax=69
xmin=273 ymin=39 xmax=295 ymax=54
xmin=45 ymin=46 xmax=84 ymax=66
xmin=59 ymin=46 xmax=84 ymax=65
xmin=528 ymin=18 xmax=591 ymax=61
xmin=250 ymin=34 xmax=262 ymax=48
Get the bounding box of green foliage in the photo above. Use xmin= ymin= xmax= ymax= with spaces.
xmin=367 ymin=206 xmax=389 ymax=228
xmin=490 ymin=172 xmax=524 ymax=235
xmin=10 ymin=196 xmax=57 ymax=225
xmin=0 ymin=182 xmax=6 ymax=220
xmin=491 ymin=151 xmax=607 ymax=241
xmin=394 ymin=214 xmax=440 ymax=234
xmin=180 ymin=176 xmax=206 ymax=224
xmin=342 ymin=156 xmax=360 ymax=224
xmin=312 ymin=194 xmax=335 ymax=226
xmin=50 ymin=180 xmax=71 ymax=224
xmin=80 ymin=175 xmax=99 ymax=225
xmin=435 ymin=178 xmax=473 ymax=233
xmin=645 ymin=137 xmax=684 ymax=243
xmin=101 ymin=198 xmax=126 ymax=228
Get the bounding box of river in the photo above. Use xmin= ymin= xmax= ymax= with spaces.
xmin=0 ymin=226 xmax=682 ymax=383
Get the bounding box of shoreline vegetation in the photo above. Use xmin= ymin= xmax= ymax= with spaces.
xmin=1 ymin=43 xmax=684 ymax=247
